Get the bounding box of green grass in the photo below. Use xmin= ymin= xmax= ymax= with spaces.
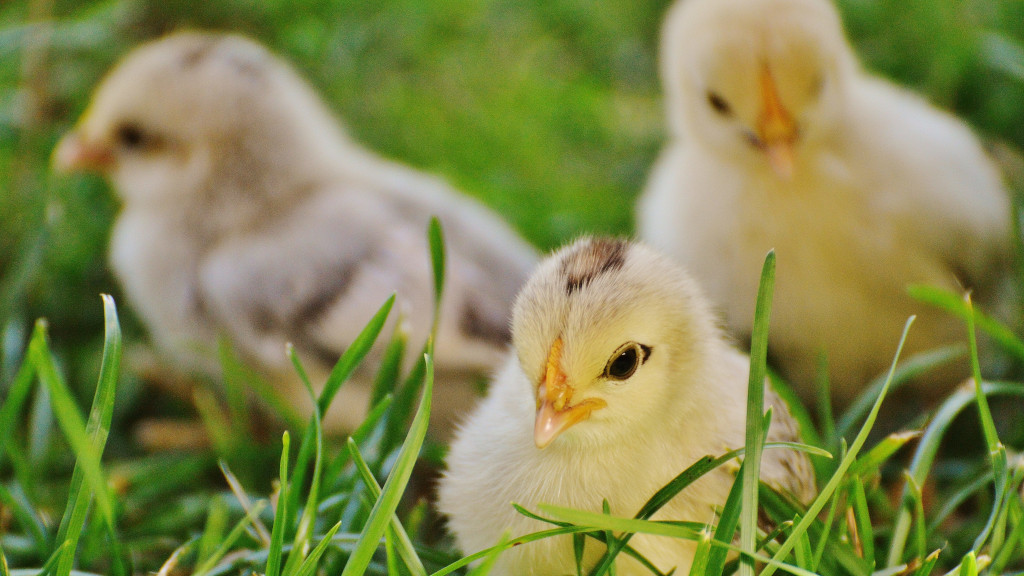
xmin=3 ymin=233 xmax=1024 ymax=575
xmin=2 ymin=0 xmax=1024 ymax=574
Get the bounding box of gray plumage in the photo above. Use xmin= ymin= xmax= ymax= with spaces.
xmin=54 ymin=31 xmax=538 ymax=434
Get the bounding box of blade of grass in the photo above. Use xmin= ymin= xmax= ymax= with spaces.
xmin=339 ymin=350 xmax=433 ymax=576
xmin=385 ymin=526 xmax=400 ymax=575
xmin=834 ymin=344 xmax=964 ymax=444
xmin=318 ymin=295 xmax=396 ymax=416
xmin=370 ymin=322 xmax=407 ymax=408
xmin=688 ymin=524 xmax=713 ymax=576
xmin=0 ymin=483 xmax=48 ymax=557
xmin=958 ymin=551 xmax=977 ymax=576
xmin=908 ymin=284 xmax=1024 ymax=361
xmin=430 ymin=525 xmax=598 ymax=576
xmin=540 ymin=505 xmax=820 ymax=576
xmin=288 ymin=294 xmax=395 ymax=528
xmin=465 ymin=534 xmax=508 ymax=576
xmin=928 ymin=469 xmax=993 ymax=533
xmin=48 ymin=295 xmax=122 ymax=576
xmin=216 ymin=338 xmax=249 ymax=434
xmin=322 ymin=395 xmax=393 ymax=490
xmin=217 ymin=339 xmax=304 ymax=431
xmin=27 ymin=381 xmax=52 ymax=465
xmin=741 ymin=250 xmax=775 ymax=576
xmin=790 ymin=516 xmax=812 ymax=570
xmin=196 ymin=496 xmax=229 ymax=569
xmin=760 ymin=317 xmax=916 ymax=576
xmin=427 ymin=217 xmax=445 ymax=320
xmin=587 ymin=440 xmax=827 ymax=576
xmin=193 ymin=386 xmax=233 ymax=455
xmin=902 ymin=472 xmax=926 ymax=562
xmin=847 ymin=431 xmax=920 ymax=478
xmin=292 ymin=520 xmax=343 ymax=576
xmin=963 ymin=294 xmax=1009 ymax=553
xmin=0 ymin=355 xmax=39 ymax=502
xmin=346 ymin=438 xmax=427 ymax=576
xmin=155 ymin=538 xmax=196 ymax=576
xmin=849 ymin=475 xmax=874 ymax=565
xmin=573 ymin=532 xmax=586 ymax=576
xmin=192 ymin=500 xmax=268 ymax=576
xmin=513 ymin=504 xmax=674 ymax=576
xmin=219 ymin=461 xmax=272 ymax=545
xmin=911 ymin=549 xmax=941 ymax=576
xmin=886 ymin=380 xmax=1024 ymax=566
xmin=385 ymin=352 xmax=427 ymax=449
xmin=266 ymin=431 xmax=290 ymax=576
xmin=989 ymin=491 xmax=1024 ymax=573
xmin=282 ymin=349 xmax=324 ymax=576
xmin=706 ymin=462 xmax=745 ymax=576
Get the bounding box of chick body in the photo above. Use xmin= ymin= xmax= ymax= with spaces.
xmin=56 ymin=32 xmax=538 ymax=433
xmin=639 ymin=0 xmax=1012 ymax=405
xmin=440 ymin=238 xmax=814 ymax=575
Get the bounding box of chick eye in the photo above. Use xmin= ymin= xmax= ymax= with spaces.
xmin=706 ymin=92 xmax=732 ymax=116
xmin=604 ymin=342 xmax=652 ymax=381
xmin=115 ymin=123 xmax=146 ymax=149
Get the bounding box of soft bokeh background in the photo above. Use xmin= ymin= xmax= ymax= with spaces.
xmin=0 ymin=0 xmax=1023 ymax=570
xmin=2 ymin=0 xmax=1024 ymax=373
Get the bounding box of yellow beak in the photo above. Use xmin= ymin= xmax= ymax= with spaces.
xmin=52 ymin=132 xmax=114 ymax=173
xmin=534 ymin=338 xmax=607 ymax=449
xmin=757 ymin=66 xmax=797 ymax=179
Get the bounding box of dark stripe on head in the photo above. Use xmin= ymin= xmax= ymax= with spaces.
xmin=561 ymin=238 xmax=628 ymax=295
xmin=179 ymin=37 xmax=219 ymax=68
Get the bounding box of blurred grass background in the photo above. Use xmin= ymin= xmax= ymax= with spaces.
xmin=0 ymin=0 xmax=1023 ymax=571
xmin=2 ymin=0 xmax=1024 ymax=366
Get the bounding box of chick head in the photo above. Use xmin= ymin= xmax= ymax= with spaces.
xmin=53 ymin=31 xmax=340 ymax=202
xmin=511 ymin=237 xmax=720 ymax=449
xmin=662 ymin=0 xmax=857 ymax=178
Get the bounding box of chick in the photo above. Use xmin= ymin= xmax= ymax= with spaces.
xmin=53 ymin=31 xmax=538 ymax=434
xmin=638 ymin=0 xmax=1013 ymax=406
xmin=439 ymin=237 xmax=815 ymax=576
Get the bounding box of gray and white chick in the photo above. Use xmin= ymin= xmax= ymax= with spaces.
xmin=54 ymin=31 xmax=539 ymax=434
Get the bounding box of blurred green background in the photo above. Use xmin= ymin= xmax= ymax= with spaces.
xmin=0 ymin=0 xmax=1022 ymax=571
xmin=1 ymin=0 xmax=1023 ymax=443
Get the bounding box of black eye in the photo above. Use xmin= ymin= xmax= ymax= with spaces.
xmin=604 ymin=342 xmax=652 ymax=381
xmin=115 ymin=123 xmax=146 ymax=149
xmin=706 ymin=92 xmax=732 ymax=116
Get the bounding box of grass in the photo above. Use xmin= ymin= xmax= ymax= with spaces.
xmin=2 ymin=230 xmax=1024 ymax=575
xmin=1 ymin=0 xmax=1024 ymax=574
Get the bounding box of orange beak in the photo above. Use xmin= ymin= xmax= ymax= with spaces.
xmin=757 ymin=66 xmax=797 ymax=179
xmin=52 ymin=132 xmax=114 ymax=173
xmin=534 ymin=338 xmax=607 ymax=449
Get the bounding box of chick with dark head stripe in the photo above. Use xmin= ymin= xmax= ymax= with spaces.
xmin=439 ymin=237 xmax=814 ymax=576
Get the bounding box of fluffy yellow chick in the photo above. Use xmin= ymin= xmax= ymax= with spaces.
xmin=638 ymin=0 xmax=1013 ymax=406
xmin=53 ymin=31 xmax=538 ymax=434
xmin=439 ymin=237 xmax=815 ymax=575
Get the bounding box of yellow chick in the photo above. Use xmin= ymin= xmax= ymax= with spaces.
xmin=439 ymin=237 xmax=815 ymax=575
xmin=53 ymin=31 xmax=538 ymax=434
xmin=638 ymin=0 xmax=1014 ymax=406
